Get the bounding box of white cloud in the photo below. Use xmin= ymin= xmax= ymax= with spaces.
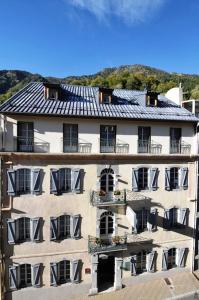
xmin=67 ymin=0 xmax=166 ymax=24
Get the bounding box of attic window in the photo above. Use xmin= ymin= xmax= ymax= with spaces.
xmin=146 ymin=92 xmax=159 ymax=107
xmin=99 ymin=88 xmax=113 ymax=104
xmin=44 ymin=83 xmax=60 ymax=100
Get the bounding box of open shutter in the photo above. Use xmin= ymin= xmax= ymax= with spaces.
xmin=131 ymin=255 xmax=137 ymax=275
xmin=7 ymin=169 xmax=16 ymax=196
xmin=31 ymin=217 xmax=41 ymax=242
xmin=71 ymin=260 xmax=81 ymax=283
xmin=31 ymin=264 xmax=42 ymax=287
xmin=9 ymin=265 xmax=19 ymax=290
xmin=132 ymin=210 xmax=138 ymax=234
xmin=177 ymin=248 xmax=187 ymax=268
xmin=72 ymin=215 xmax=81 ymax=239
xmin=165 ymin=168 xmax=171 ymax=191
xmin=50 ymin=217 xmax=58 ymax=241
xmin=147 ymin=251 xmax=156 ymax=273
xmin=7 ymin=219 xmax=16 ymax=244
xmin=180 ymin=168 xmax=188 ymax=190
xmin=132 ymin=168 xmax=139 ymax=192
xmin=32 ymin=169 xmax=42 ymax=195
xmin=72 ymin=169 xmax=83 ymax=193
xmin=148 ymin=208 xmax=157 ymax=232
xmin=50 ymin=169 xmax=59 ymax=195
xmin=162 ymin=250 xmax=168 ymax=271
xmin=178 ymin=208 xmax=188 ymax=226
xmin=150 ymin=168 xmax=158 ymax=191
xmin=50 ymin=262 xmax=58 ymax=286
xmin=164 ymin=209 xmax=171 ymax=230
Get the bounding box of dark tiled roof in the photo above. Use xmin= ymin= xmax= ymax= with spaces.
xmin=0 ymin=82 xmax=198 ymax=122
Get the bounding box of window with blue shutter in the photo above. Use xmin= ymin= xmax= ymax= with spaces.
xmin=178 ymin=208 xmax=188 ymax=226
xmin=50 ymin=217 xmax=58 ymax=241
xmin=9 ymin=265 xmax=19 ymax=290
xmin=72 ymin=215 xmax=81 ymax=239
xmin=162 ymin=250 xmax=168 ymax=271
xmin=7 ymin=219 xmax=16 ymax=245
xmin=31 ymin=217 xmax=41 ymax=242
xmin=150 ymin=168 xmax=158 ymax=191
xmin=165 ymin=168 xmax=171 ymax=190
xmin=71 ymin=260 xmax=81 ymax=283
xmin=7 ymin=169 xmax=16 ymax=196
xmin=50 ymin=169 xmax=59 ymax=195
xmin=32 ymin=169 xmax=42 ymax=195
xmin=31 ymin=264 xmax=42 ymax=287
xmin=180 ymin=168 xmax=188 ymax=190
xmin=132 ymin=168 xmax=139 ymax=192
xmin=72 ymin=169 xmax=83 ymax=193
xmin=147 ymin=251 xmax=156 ymax=273
xmin=50 ymin=262 xmax=58 ymax=286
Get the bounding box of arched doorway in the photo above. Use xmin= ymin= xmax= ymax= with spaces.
xmin=100 ymin=168 xmax=114 ymax=194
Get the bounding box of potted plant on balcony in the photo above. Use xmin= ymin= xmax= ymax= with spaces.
xmin=99 ymin=190 xmax=106 ymax=196
xmin=114 ymin=190 xmax=121 ymax=196
xmin=112 ymin=236 xmax=121 ymax=245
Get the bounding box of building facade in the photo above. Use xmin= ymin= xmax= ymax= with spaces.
xmin=0 ymin=82 xmax=198 ymax=300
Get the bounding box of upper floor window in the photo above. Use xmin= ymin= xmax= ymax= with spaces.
xmin=50 ymin=168 xmax=83 ymax=195
xmin=170 ymin=128 xmax=181 ymax=154
xmin=132 ymin=167 xmax=158 ymax=192
xmin=131 ymin=250 xmax=156 ymax=275
xmin=100 ymin=168 xmax=114 ymax=194
xmin=165 ymin=167 xmax=188 ymax=191
xmin=135 ymin=209 xmax=148 ymax=233
xmin=9 ymin=263 xmax=42 ymax=290
xmin=17 ymin=122 xmax=34 ymax=152
xmin=44 ymin=83 xmax=60 ymax=100
xmin=50 ymin=214 xmax=81 ymax=241
xmin=100 ymin=125 xmax=116 ymax=153
xmin=138 ymin=127 xmax=151 ymax=153
xmin=7 ymin=217 xmax=41 ymax=244
xmin=100 ymin=211 xmax=114 ymax=236
xmin=162 ymin=248 xmax=187 ymax=271
xmin=63 ymin=124 xmax=78 ymax=153
xmin=99 ymin=88 xmax=113 ymax=104
xmin=50 ymin=260 xmax=81 ymax=286
xmin=7 ymin=168 xmax=42 ymax=196
xmin=138 ymin=168 xmax=148 ymax=190
xmin=132 ymin=208 xmax=157 ymax=233
xmin=164 ymin=207 xmax=188 ymax=229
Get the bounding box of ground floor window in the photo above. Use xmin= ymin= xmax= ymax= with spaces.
xmin=59 ymin=260 xmax=70 ymax=284
xmin=131 ymin=251 xmax=147 ymax=275
xmin=20 ymin=264 xmax=32 ymax=288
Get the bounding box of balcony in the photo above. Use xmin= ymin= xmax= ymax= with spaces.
xmin=15 ymin=137 xmax=50 ymax=153
xmin=137 ymin=140 xmax=162 ymax=154
xmin=170 ymin=141 xmax=191 ymax=154
xmin=91 ymin=190 xmax=126 ymax=206
xmin=62 ymin=138 xmax=92 ymax=153
xmin=88 ymin=235 xmax=127 ymax=254
xmin=100 ymin=139 xmax=129 ymax=154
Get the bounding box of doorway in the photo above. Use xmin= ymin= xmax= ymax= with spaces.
xmin=98 ymin=255 xmax=115 ymax=292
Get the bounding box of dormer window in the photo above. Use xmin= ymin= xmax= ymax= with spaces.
xmin=146 ymin=92 xmax=159 ymax=107
xmin=49 ymin=88 xmax=58 ymax=100
xmin=44 ymin=83 xmax=60 ymax=100
xmin=99 ymin=88 xmax=113 ymax=104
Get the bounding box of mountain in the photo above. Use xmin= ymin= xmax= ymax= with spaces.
xmin=1 ymin=64 xmax=199 ymax=102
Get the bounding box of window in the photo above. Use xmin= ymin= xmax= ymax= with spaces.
xmin=49 ymin=88 xmax=58 ymax=100
xmin=59 ymin=168 xmax=71 ymax=192
xmin=59 ymin=215 xmax=71 ymax=239
xmin=59 ymin=260 xmax=70 ymax=284
xmin=136 ymin=251 xmax=147 ymax=274
xmin=102 ymin=94 xmax=110 ymax=104
xmin=50 ymin=260 xmax=81 ymax=286
xmin=100 ymin=125 xmax=116 ymax=153
xmin=138 ymin=168 xmax=148 ymax=190
xmin=167 ymin=248 xmax=177 ymax=269
xmin=170 ymin=167 xmax=179 ymax=190
xmin=164 ymin=207 xmax=188 ymax=229
xmin=63 ymin=124 xmax=78 ymax=153
xmin=138 ymin=127 xmax=151 ymax=153
xmin=100 ymin=168 xmax=114 ymax=193
xmin=20 ymin=264 xmax=32 ymax=288
xmin=17 ymin=122 xmax=34 ymax=152
xmin=18 ymin=217 xmax=31 ymax=241
xmin=136 ymin=209 xmax=148 ymax=233
xmin=170 ymin=128 xmax=181 ymax=154
xmin=100 ymin=211 xmax=114 ymax=236
xmin=17 ymin=168 xmax=31 ymax=194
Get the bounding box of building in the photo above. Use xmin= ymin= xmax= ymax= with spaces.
xmin=0 ymin=82 xmax=198 ymax=300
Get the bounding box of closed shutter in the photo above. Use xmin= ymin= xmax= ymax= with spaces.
xmin=50 ymin=217 xmax=58 ymax=241
xmin=164 ymin=209 xmax=171 ymax=229
xmin=32 ymin=169 xmax=42 ymax=195
xmin=148 ymin=208 xmax=157 ymax=232
xmin=31 ymin=263 xmax=42 ymax=287
xmin=150 ymin=168 xmax=158 ymax=191
xmin=180 ymin=168 xmax=188 ymax=190
xmin=72 ymin=215 xmax=81 ymax=239
xmin=7 ymin=219 xmax=16 ymax=244
xmin=178 ymin=208 xmax=188 ymax=226
xmin=50 ymin=169 xmax=59 ymax=195
xmin=71 ymin=260 xmax=81 ymax=283
xmin=31 ymin=217 xmax=41 ymax=242
xmin=147 ymin=251 xmax=156 ymax=273
xmin=132 ymin=168 xmax=139 ymax=192
xmin=9 ymin=265 xmax=19 ymax=290
xmin=131 ymin=255 xmax=137 ymax=275
xmin=178 ymin=248 xmax=187 ymax=268
xmin=72 ymin=169 xmax=83 ymax=193
xmin=50 ymin=262 xmax=58 ymax=286
xmin=165 ymin=168 xmax=171 ymax=191
xmin=7 ymin=169 xmax=16 ymax=196
xmin=132 ymin=210 xmax=138 ymax=234
xmin=162 ymin=250 xmax=168 ymax=271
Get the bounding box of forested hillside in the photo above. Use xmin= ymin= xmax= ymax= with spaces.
xmin=1 ymin=64 xmax=199 ymax=103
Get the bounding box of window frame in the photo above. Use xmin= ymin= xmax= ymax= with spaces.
xmin=136 ymin=209 xmax=149 ymax=233
xmin=58 ymin=260 xmax=71 ymax=285
xmin=19 ymin=264 xmax=32 ymax=288
xmin=63 ymin=124 xmax=78 ymax=153
xmin=59 ymin=168 xmax=72 ymax=193
xmin=18 ymin=217 xmax=31 ymax=242
xmin=100 ymin=125 xmax=116 ymax=153
xmin=17 ymin=168 xmax=31 ymax=195
xmin=138 ymin=167 xmax=149 ymax=191
xmin=58 ymin=215 xmax=71 ymax=240
xmin=170 ymin=167 xmax=180 ymax=190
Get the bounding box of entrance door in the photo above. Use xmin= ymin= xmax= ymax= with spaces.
xmin=98 ymin=256 xmax=114 ymax=291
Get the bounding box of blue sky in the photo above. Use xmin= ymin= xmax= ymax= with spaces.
xmin=0 ymin=0 xmax=199 ymax=77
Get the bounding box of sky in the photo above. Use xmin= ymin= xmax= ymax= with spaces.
xmin=0 ymin=0 xmax=199 ymax=77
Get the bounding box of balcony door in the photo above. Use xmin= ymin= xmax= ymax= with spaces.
xmin=17 ymin=122 xmax=34 ymax=152
xmin=100 ymin=211 xmax=114 ymax=239
xmin=138 ymin=127 xmax=151 ymax=153
xmin=100 ymin=168 xmax=114 ymax=194
xmin=63 ymin=124 xmax=78 ymax=153
xmin=100 ymin=125 xmax=116 ymax=153
xmin=170 ymin=128 xmax=181 ymax=154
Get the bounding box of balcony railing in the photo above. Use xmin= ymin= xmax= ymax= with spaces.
xmin=100 ymin=139 xmax=129 ymax=153
xmin=91 ymin=190 xmax=126 ymax=206
xmin=138 ymin=140 xmax=162 ymax=154
xmin=88 ymin=235 xmax=127 ymax=254
xmin=170 ymin=141 xmax=191 ymax=154
xmin=15 ymin=137 xmax=50 ymax=153
xmin=62 ymin=138 xmax=92 ymax=153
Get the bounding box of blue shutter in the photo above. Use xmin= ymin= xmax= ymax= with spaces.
xmin=162 ymin=250 xmax=168 ymax=271
xmin=180 ymin=168 xmax=188 ymax=190
xmin=132 ymin=168 xmax=139 ymax=192
xmin=147 ymin=251 xmax=156 ymax=273
xmin=50 ymin=262 xmax=58 ymax=286
xmin=164 ymin=209 xmax=171 ymax=229
xmin=32 ymin=169 xmax=42 ymax=195
xmin=72 ymin=169 xmax=83 ymax=193
xmin=7 ymin=169 xmax=16 ymax=196
xmin=178 ymin=208 xmax=188 ymax=226
xmin=50 ymin=217 xmax=58 ymax=241
xmin=150 ymin=168 xmax=158 ymax=191
xmin=9 ymin=265 xmax=19 ymax=290
xmin=31 ymin=264 xmax=42 ymax=287
xmin=31 ymin=217 xmax=41 ymax=242
xmin=72 ymin=215 xmax=81 ymax=239
xmin=71 ymin=260 xmax=81 ymax=283
xmin=7 ymin=219 xmax=16 ymax=244
xmin=178 ymin=248 xmax=187 ymax=268
xmin=50 ymin=169 xmax=59 ymax=195
xmin=165 ymin=168 xmax=171 ymax=191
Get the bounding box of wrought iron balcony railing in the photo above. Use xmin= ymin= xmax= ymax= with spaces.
xmin=15 ymin=136 xmax=50 ymax=153
xmin=170 ymin=141 xmax=191 ymax=154
xmin=62 ymin=138 xmax=92 ymax=153
xmin=137 ymin=140 xmax=162 ymax=154
xmin=100 ymin=139 xmax=129 ymax=153
xmin=88 ymin=235 xmax=127 ymax=254
xmin=91 ymin=190 xmax=126 ymax=206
